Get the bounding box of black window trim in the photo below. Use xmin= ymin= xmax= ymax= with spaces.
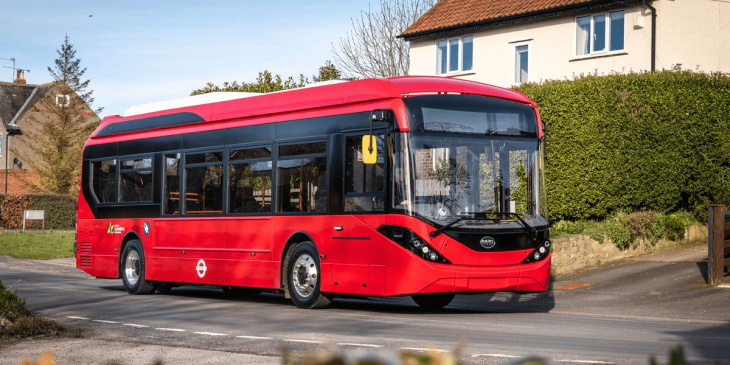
xmin=275 ymin=138 xmax=329 ymax=215
xmin=90 ymin=154 xmax=155 ymax=206
xmin=342 ymin=131 xmax=387 ymax=214
xmin=228 ymin=143 xmax=275 ymax=216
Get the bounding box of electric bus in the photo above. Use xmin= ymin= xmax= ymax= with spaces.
xmin=76 ymin=76 xmax=550 ymax=309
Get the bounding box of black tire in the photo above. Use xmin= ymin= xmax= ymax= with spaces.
xmin=120 ymin=240 xmax=155 ymax=295
xmin=221 ymin=286 xmax=263 ymax=296
xmin=412 ymin=293 xmax=455 ymax=310
xmin=287 ymin=241 xmax=332 ymax=309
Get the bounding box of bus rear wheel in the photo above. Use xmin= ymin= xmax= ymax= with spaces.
xmin=411 ymin=293 xmax=455 ymax=310
xmin=121 ymin=240 xmax=155 ymax=295
xmin=287 ymin=242 xmax=332 ymax=309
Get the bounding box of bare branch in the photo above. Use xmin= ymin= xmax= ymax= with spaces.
xmin=332 ymin=0 xmax=435 ymax=79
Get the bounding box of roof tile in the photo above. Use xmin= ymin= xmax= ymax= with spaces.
xmin=402 ymin=0 xmax=599 ymax=37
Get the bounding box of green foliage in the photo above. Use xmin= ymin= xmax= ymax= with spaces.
xmin=656 ymin=214 xmax=686 ymax=241
xmin=618 ymin=210 xmax=658 ymax=243
xmin=602 ymin=220 xmax=632 ymax=250
xmin=0 ymin=231 xmax=75 ymax=259
xmin=48 ymin=34 xmax=101 ymax=113
xmin=0 ymin=280 xmax=62 ymax=339
xmin=516 ymin=70 xmax=730 ymax=222
xmin=0 ymin=194 xmax=77 ymax=230
xmin=13 ymin=83 xmax=97 ymax=195
xmin=551 ymin=210 xmax=698 ymax=250
xmin=191 ymin=61 xmax=352 ymax=95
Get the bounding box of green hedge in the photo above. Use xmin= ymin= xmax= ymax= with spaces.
xmin=0 ymin=194 xmax=76 ymax=230
xmin=516 ymin=70 xmax=730 ymax=221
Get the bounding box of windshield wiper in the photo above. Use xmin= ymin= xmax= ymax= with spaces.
xmin=486 ymin=211 xmax=538 ymax=243
xmin=429 ymin=216 xmax=469 ymax=237
xmin=429 ymin=211 xmax=538 ymax=243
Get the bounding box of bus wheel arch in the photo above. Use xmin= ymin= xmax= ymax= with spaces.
xmin=280 ymin=233 xmax=332 ymax=309
xmin=119 ymin=233 xmax=155 ymax=295
xmin=117 ymin=232 xmax=143 ymax=278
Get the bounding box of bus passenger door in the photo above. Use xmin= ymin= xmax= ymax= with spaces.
xmin=328 ymin=134 xmax=387 ymax=295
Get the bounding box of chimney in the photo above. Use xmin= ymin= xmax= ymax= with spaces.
xmin=13 ymin=70 xmax=26 ymax=84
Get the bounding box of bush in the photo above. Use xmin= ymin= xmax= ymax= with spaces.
xmin=517 ymin=70 xmax=730 ymax=222
xmin=603 ymin=220 xmax=632 ymax=250
xmin=657 ymin=214 xmax=686 ymax=241
xmin=0 ymin=280 xmax=62 ymax=339
xmin=618 ymin=210 xmax=659 ymax=243
xmin=0 ymin=194 xmax=76 ymax=230
xmin=551 ymin=209 xmax=698 ymax=250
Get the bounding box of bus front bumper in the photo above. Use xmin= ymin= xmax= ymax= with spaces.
xmin=418 ymin=254 xmax=551 ymax=294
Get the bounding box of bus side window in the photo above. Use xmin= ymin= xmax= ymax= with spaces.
xmin=184 ymin=151 xmax=224 ymax=214
xmin=277 ymin=142 xmax=327 ymax=213
xmin=229 ymin=146 xmax=273 ymax=214
xmin=344 ymin=135 xmax=384 ymax=212
xmin=164 ymin=154 xmax=180 ymax=214
xmin=92 ymin=159 xmax=117 ymax=203
xmin=120 ymin=157 xmax=152 ymax=203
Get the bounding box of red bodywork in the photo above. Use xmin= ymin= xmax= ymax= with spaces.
xmin=76 ymin=76 xmax=550 ymax=297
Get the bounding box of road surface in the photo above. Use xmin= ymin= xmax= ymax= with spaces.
xmin=1 ymin=244 xmax=728 ymax=364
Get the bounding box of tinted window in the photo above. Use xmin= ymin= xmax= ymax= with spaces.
xmin=92 ymin=159 xmax=117 ymax=203
xmin=277 ymin=141 xmax=327 ymax=213
xmin=344 ymin=135 xmax=385 ymax=212
xmin=184 ymin=151 xmax=223 ymax=214
xmin=164 ymin=154 xmax=181 ymax=214
xmin=405 ymin=94 xmax=537 ymax=137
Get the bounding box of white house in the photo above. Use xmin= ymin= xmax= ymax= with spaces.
xmin=400 ymin=0 xmax=730 ymax=87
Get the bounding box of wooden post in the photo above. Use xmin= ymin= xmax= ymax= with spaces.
xmin=708 ymin=204 xmax=727 ymax=285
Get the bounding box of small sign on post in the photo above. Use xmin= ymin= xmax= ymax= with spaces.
xmin=22 ymin=210 xmax=45 ymax=231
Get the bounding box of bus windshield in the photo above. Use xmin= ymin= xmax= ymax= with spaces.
xmin=396 ymin=94 xmax=547 ymax=228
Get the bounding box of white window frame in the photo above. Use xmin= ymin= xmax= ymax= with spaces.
xmin=56 ymin=94 xmax=70 ymax=107
xmin=575 ymin=10 xmax=625 ymax=57
xmin=513 ymin=43 xmax=529 ymax=85
xmin=436 ymin=35 xmax=474 ymax=75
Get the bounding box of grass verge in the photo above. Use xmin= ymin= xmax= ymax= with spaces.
xmin=0 ymin=280 xmax=63 ymax=340
xmin=0 ymin=231 xmax=74 ymax=260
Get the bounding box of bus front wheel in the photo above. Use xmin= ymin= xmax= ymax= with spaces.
xmin=411 ymin=293 xmax=455 ymax=310
xmin=121 ymin=240 xmax=156 ymax=295
xmin=287 ymin=241 xmax=332 ymax=309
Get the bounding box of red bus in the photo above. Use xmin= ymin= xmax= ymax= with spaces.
xmin=76 ymin=76 xmax=550 ymax=309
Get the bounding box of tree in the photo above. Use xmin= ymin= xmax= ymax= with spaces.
xmin=12 ymin=84 xmax=97 ymax=195
xmin=191 ymin=61 xmax=348 ymax=95
xmin=332 ymin=0 xmax=436 ymax=79
xmin=48 ymin=35 xmax=102 ymax=114
xmin=312 ymin=60 xmax=351 ymax=82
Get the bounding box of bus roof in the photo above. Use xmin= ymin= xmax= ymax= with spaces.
xmin=93 ymin=76 xmax=533 ymax=139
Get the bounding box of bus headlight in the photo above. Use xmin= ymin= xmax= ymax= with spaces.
xmin=522 ymin=239 xmax=552 ymax=264
xmin=378 ymin=226 xmax=451 ymax=264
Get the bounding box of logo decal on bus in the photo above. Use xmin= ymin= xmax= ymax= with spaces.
xmin=143 ymin=222 xmax=150 ymax=236
xmin=480 ymin=236 xmax=497 ymax=249
xmin=196 ymin=259 xmax=207 ymax=278
xmin=106 ymin=222 xmax=125 ymax=235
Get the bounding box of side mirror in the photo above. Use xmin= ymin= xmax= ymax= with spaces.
xmin=362 ymin=135 xmax=377 ymax=165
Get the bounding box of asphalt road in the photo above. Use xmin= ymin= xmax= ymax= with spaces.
xmin=1 ymin=244 xmax=728 ymax=364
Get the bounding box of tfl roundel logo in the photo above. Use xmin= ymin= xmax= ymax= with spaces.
xmin=480 ymin=236 xmax=497 ymax=249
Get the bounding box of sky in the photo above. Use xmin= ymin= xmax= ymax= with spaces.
xmin=0 ymin=1 xmax=377 ymax=117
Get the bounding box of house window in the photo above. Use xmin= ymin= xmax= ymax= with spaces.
xmin=56 ymin=94 xmax=70 ymax=107
xmin=514 ymin=44 xmax=529 ymax=84
xmin=436 ymin=35 xmax=473 ymax=74
xmin=576 ymin=10 xmax=625 ymax=56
